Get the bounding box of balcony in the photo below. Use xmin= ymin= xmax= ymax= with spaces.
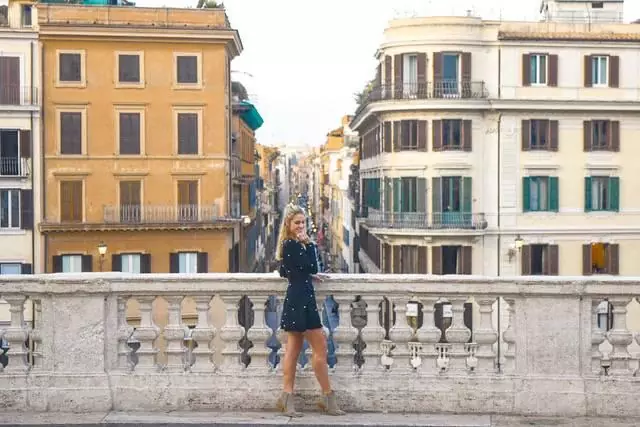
xmin=2 ymin=273 xmax=640 ymax=417
xmin=365 ymin=209 xmax=487 ymax=231
xmin=0 ymin=157 xmax=29 ymax=177
xmin=0 ymin=86 xmax=39 ymax=106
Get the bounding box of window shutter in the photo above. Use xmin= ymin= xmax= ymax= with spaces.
xmin=384 ymin=122 xmax=392 ymax=152
xmin=584 ymin=177 xmax=592 ymax=212
xmin=52 ymin=256 xmax=63 ymax=273
xmin=461 ymin=52 xmax=471 ymax=81
xmin=431 ymin=246 xmax=442 ymax=275
xmin=521 ymin=245 xmax=531 ymax=275
xmin=522 ymin=177 xmax=531 ymax=212
xmin=433 ymin=52 xmax=443 ymax=94
xmin=20 ymin=189 xmax=33 ymax=230
xmin=582 ymin=244 xmax=592 ymax=276
xmin=198 ymin=252 xmax=209 ymax=273
xmin=548 ymin=54 xmax=558 ymax=87
xmin=583 ymin=121 xmax=592 ymax=152
xmin=81 ymin=255 xmax=93 ymax=272
xmin=462 ymin=120 xmax=472 ymax=152
xmin=393 ymin=245 xmax=401 ymax=273
xmin=417 ymin=120 xmax=428 ymax=151
xmin=462 ymin=177 xmax=472 ymax=214
xmin=375 ymin=62 xmax=381 ymax=87
xmin=522 ymin=54 xmax=531 ymax=86
xmin=393 ymin=121 xmax=400 ymax=152
xmin=416 ymin=178 xmax=427 ymax=214
xmin=417 ymin=246 xmax=428 ymax=274
xmin=521 ymin=120 xmax=531 ymax=151
xmin=610 ymin=120 xmax=620 ymax=152
xmin=608 ymin=177 xmax=620 ymax=212
xmin=547 ymin=245 xmax=559 ymax=276
xmin=111 ymin=254 xmax=122 ymax=272
xmin=393 ymin=55 xmax=403 ymax=99
xmin=21 ymin=263 xmax=32 ymax=274
xmin=609 ymin=55 xmax=619 ymax=88
xmin=417 ymin=52 xmax=426 ymax=98
xmin=432 ymin=120 xmax=442 ymax=151
xmin=584 ymin=55 xmax=592 ymax=87
xmin=549 ymin=177 xmax=559 ymax=212
xmin=169 ymin=253 xmax=179 ymax=273
xmin=19 ymin=130 xmax=31 ymax=158
xmin=384 ymin=56 xmax=392 ymax=97
xmin=461 ymin=246 xmax=472 ymax=275
xmin=432 ymin=177 xmax=442 ymax=215
xmin=383 ymin=177 xmax=392 ymax=212
xmin=607 ymin=244 xmax=619 ymax=275
xmin=383 ymin=243 xmax=392 ymax=273
xmin=393 ymin=178 xmax=401 ymax=213
xmin=549 ymin=120 xmax=559 ymax=152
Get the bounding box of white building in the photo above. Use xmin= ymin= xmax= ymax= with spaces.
xmin=351 ymin=0 xmax=640 ymax=278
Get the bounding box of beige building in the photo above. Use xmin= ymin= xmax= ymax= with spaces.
xmin=351 ymin=0 xmax=640 ymax=278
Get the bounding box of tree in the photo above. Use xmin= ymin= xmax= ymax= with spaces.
xmin=353 ymin=78 xmax=375 ymax=109
xmin=232 ymin=81 xmax=249 ymax=101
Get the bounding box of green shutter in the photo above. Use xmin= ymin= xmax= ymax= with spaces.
xmin=416 ymin=178 xmax=427 ymax=213
xmin=374 ymin=178 xmax=381 ymax=209
xmin=549 ymin=177 xmax=559 ymax=212
xmin=609 ymin=177 xmax=620 ymax=212
xmin=462 ymin=177 xmax=472 ymax=213
xmin=393 ymin=178 xmax=402 ymax=212
xmin=523 ymin=177 xmax=531 ymax=212
xmin=584 ymin=177 xmax=592 ymax=212
xmin=432 ymin=177 xmax=442 ymax=213
xmin=384 ymin=177 xmax=392 ymax=212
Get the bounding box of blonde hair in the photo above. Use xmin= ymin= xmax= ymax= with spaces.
xmin=275 ymin=203 xmax=306 ymax=260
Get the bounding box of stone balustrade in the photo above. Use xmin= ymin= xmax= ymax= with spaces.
xmin=1 ymin=273 xmax=640 ymax=416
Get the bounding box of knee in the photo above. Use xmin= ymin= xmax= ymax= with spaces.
xmin=313 ymin=345 xmax=327 ymax=361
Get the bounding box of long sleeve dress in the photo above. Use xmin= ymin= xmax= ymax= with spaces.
xmin=279 ymin=239 xmax=323 ymax=333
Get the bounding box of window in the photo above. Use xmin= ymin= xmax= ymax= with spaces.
xmin=0 ymin=189 xmax=19 ymax=228
xmin=62 ymin=255 xmax=83 ymax=273
xmin=0 ymin=263 xmax=21 ymax=275
xmin=60 ymin=181 xmax=83 ymax=222
xmin=0 ymin=57 xmax=20 ymax=105
xmin=584 ymin=120 xmax=619 ymax=152
xmin=179 ymin=252 xmax=198 ymax=273
xmin=434 ymin=120 xmax=471 ymax=151
xmin=529 ymin=54 xmax=547 ymax=85
xmin=442 ymin=120 xmax=462 ymax=149
xmin=400 ymin=120 xmax=417 ymax=149
xmin=177 ymin=112 xmax=199 ymax=154
xmin=402 ymin=54 xmax=418 ymax=96
xmin=530 ymin=120 xmax=549 ymax=149
xmin=591 ymin=56 xmax=608 ymax=86
xmin=120 ymin=254 xmax=141 ymax=274
xmin=523 ymin=176 xmax=558 ymax=212
xmin=59 ymin=111 xmax=83 ymax=155
xmin=584 ymin=243 xmax=619 ymax=275
xmin=431 ymin=245 xmax=472 ymax=275
xmin=522 ymin=244 xmax=559 ymax=275
xmin=585 ymin=176 xmax=619 ymax=212
xmin=117 ymin=54 xmax=141 ymax=84
xmin=592 ymin=2 xmax=604 ymax=9
xmin=119 ymin=180 xmax=141 ymax=223
xmin=21 ymin=5 xmax=32 ymax=27
xmin=118 ymin=112 xmax=141 ymax=155
xmin=58 ymin=51 xmax=83 ymax=84
xmin=176 ymin=55 xmax=199 ymax=85
xmin=177 ymin=180 xmax=198 ymax=221
xmin=591 ymin=120 xmax=608 ymax=150
xmin=441 ymin=53 xmax=459 ymax=95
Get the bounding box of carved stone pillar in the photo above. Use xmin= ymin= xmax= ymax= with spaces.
xmin=332 ymin=294 xmax=358 ymax=373
xmin=501 ymin=298 xmax=516 ymax=374
xmin=473 ymin=299 xmax=498 ymax=373
xmin=606 ymin=297 xmax=633 ymax=376
xmin=590 ymin=299 xmax=606 ymax=375
xmin=246 ymin=295 xmax=272 ymax=372
xmin=218 ymin=294 xmax=245 ymax=373
xmin=163 ymin=296 xmax=186 ymax=372
xmin=359 ymin=295 xmax=385 ymax=373
xmin=189 ymin=296 xmax=215 ymax=373
xmin=416 ymin=297 xmax=441 ymax=374
xmin=388 ymin=297 xmax=413 ymax=371
xmin=444 ymin=298 xmax=472 ymax=374
xmin=131 ymin=296 xmax=159 ymax=372
xmin=30 ymin=299 xmax=43 ymax=370
xmin=116 ymin=296 xmax=134 ymax=371
xmin=2 ymin=295 xmax=29 ymax=373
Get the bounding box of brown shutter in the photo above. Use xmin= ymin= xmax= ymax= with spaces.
xmin=584 ymin=55 xmax=592 ymax=87
xmin=393 ymin=245 xmax=401 ymax=273
xmin=178 ymin=113 xmax=198 ymax=155
xmin=60 ymin=112 xmax=82 ymax=155
xmin=52 ymin=256 xmax=63 ymax=273
xmin=521 ymin=120 xmax=530 ymax=151
xmin=393 ymin=121 xmax=400 ymax=152
xmin=384 ymin=56 xmax=392 ymax=88
xmin=582 ymin=244 xmax=592 ymax=276
xmin=521 ymin=245 xmax=531 ymax=275
xmin=610 ymin=120 xmax=620 ymax=152
xmin=141 ymin=254 xmax=152 ymax=273
xmin=417 ymin=120 xmax=428 ymax=151
xmin=376 ymin=62 xmax=382 ymax=87
xmin=583 ymin=121 xmax=592 ymax=152
xmin=61 ymin=181 xmax=83 ymax=222
xmin=81 ymin=255 xmax=93 ymax=272
xmin=522 ymin=54 xmax=531 ymax=86
xmin=462 ymin=120 xmax=472 ymax=152
xmin=20 ymin=189 xmax=33 ymax=230
xmin=607 ymin=244 xmax=619 ymax=275
xmin=417 ymin=52 xmax=427 ymax=98
xmin=461 ymin=52 xmax=471 ymax=81
xmin=548 ymin=54 xmax=558 ymax=87
xmin=169 ymin=253 xmax=179 ymax=273
xmin=432 ymin=246 xmax=442 ymax=275
xmin=432 ymin=120 xmax=442 ymax=151
xmin=394 ymin=55 xmax=403 ymax=99
xmin=119 ymin=112 xmax=141 ymax=155
xmin=19 ymin=130 xmax=31 ymax=158
xmin=383 ymin=243 xmax=392 ymax=273
xmin=384 ymin=122 xmax=392 ymax=152
xmin=112 ymin=254 xmax=122 ymax=272
xmin=546 ymin=245 xmax=559 ymax=276
xmin=549 ymin=120 xmax=559 ymax=152
xmin=197 ymin=252 xmax=209 ymax=273
xmin=417 ymin=246 xmax=428 ymax=274
xmin=433 ymin=52 xmax=442 ymax=97
xmin=609 ymin=55 xmax=619 ymax=88
xmin=0 ymin=56 xmax=20 ymax=104
xmin=461 ymin=246 xmax=472 ymax=275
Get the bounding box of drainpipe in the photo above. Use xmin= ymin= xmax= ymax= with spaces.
xmin=29 ymin=40 xmax=35 ymax=272
xmin=40 ymin=42 xmax=47 ymax=273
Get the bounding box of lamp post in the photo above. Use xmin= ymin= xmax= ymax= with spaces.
xmin=98 ymin=241 xmax=107 ymax=272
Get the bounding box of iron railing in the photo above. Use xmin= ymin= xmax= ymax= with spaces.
xmin=0 ymin=158 xmax=28 ymax=177
xmin=365 ymin=209 xmax=487 ymax=230
xmin=103 ymin=204 xmax=232 ymax=224
xmin=0 ymin=86 xmax=39 ymax=106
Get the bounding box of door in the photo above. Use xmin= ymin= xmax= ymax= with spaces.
xmin=0 ymin=130 xmax=19 ymax=176
xmin=0 ymin=57 xmax=20 ymax=105
xmin=119 ymin=181 xmax=141 ymax=223
xmin=177 ymin=180 xmax=198 ymax=222
xmin=442 ymin=54 xmax=459 ymax=96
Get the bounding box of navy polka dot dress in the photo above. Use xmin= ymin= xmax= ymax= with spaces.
xmin=279 ymin=239 xmax=322 ymax=333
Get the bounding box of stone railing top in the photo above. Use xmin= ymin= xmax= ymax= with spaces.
xmin=1 ymin=273 xmax=639 ymax=297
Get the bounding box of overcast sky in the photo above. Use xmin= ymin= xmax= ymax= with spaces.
xmin=19 ymin=0 xmax=640 ymax=147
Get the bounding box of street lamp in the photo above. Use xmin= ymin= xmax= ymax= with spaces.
xmin=98 ymin=242 xmax=108 ymax=272
xmin=514 ymin=235 xmax=524 ymax=251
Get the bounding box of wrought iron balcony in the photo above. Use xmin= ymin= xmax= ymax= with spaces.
xmin=103 ymin=204 xmax=231 ymax=224
xmin=0 ymin=158 xmax=28 ymax=177
xmin=365 ymin=209 xmax=487 ymax=231
xmin=0 ymin=86 xmax=39 ymax=106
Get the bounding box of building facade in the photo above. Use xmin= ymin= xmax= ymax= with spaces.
xmin=37 ymin=3 xmax=243 ymax=275
xmin=351 ymin=0 xmax=640 ymax=277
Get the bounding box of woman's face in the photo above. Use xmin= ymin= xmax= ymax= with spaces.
xmin=289 ymin=213 xmax=306 ymax=236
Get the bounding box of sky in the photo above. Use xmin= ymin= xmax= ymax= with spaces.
xmin=13 ymin=0 xmax=640 ymax=147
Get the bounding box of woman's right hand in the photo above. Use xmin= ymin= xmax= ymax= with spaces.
xmin=297 ymin=231 xmax=309 ymax=244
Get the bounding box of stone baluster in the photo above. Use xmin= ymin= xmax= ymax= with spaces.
xmin=116 ymin=296 xmax=134 ymax=371
xmin=416 ymin=297 xmax=441 ymax=374
xmin=606 ymin=297 xmax=633 ymax=376
xmin=473 ymin=299 xmax=498 ymax=373
xmin=189 ymin=296 xmax=215 ymax=373
xmin=332 ymin=294 xmax=358 ymax=373
xmin=388 ymin=297 xmax=413 ymax=371
xmin=30 ymin=299 xmax=43 ymax=370
xmin=247 ymin=295 xmax=272 ymax=371
xmin=444 ymin=298 xmax=472 ymax=374
xmin=131 ymin=296 xmax=159 ymax=371
xmin=590 ymin=299 xmax=606 ymax=375
xmin=359 ymin=295 xmax=385 ymax=374
xmin=2 ymin=295 xmax=30 ymax=373
xmin=218 ymin=294 xmax=245 ymax=373
xmin=163 ymin=296 xmax=186 ymax=372
xmin=501 ymin=298 xmax=516 ymax=373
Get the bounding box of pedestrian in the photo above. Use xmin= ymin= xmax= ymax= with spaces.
xmin=275 ymin=202 xmax=345 ymax=417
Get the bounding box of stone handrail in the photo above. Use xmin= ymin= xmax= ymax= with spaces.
xmin=1 ymin=273 xmax=640 ymax=417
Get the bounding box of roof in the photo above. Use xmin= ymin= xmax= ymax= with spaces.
xmin=499 ymin=30 xmax=640 ymax=42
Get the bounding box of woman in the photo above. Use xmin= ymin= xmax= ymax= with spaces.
xmin=275 ymin=203 xmax=345 ymax=417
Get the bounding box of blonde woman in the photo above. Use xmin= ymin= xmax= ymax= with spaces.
xmin=275 ymin=203 xmax=345 ymax=417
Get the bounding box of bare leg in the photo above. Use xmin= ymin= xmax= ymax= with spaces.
xmin=282 ymin=332 xmax=304 ymax=393
xmin=304 ymin=328 xmax=330 ymax=393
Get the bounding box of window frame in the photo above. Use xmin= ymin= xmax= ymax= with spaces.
xmin=0 ymin=189 xmax=20 ymax=229
xmin=0 ymin=263 xmax=22 ymax=275
xmin=590 ymin=176 xmax=613 ymax=212
xmin=58 ymin=179 xmax=85 ymax=223
xmin=529 ymin=53 xmax=548 ymax=86
xmin=61 ymin=254 xmax=83 ymax=273
xmin=173 ymin=52 xmax=202 ymax=89
xmin=591 ymin=120 xmax=609 ymax=150
xmin=57 ymin=107 xmax=87 ymax=156
xmin=399 ymin=120 xmax=418 ymax=150
xmin=178 ymin=252 xmax=199 ymax=273
xmin=115 ymin=51 xmax=145 ymax=88
xmin=529 ymin=119 xmax=550 ymax=150
xmin=56 ymin=49 xmax=86 ymax=88
xmin=120 ymin=253 xmax=142 ymax=274
xmin=115 ymin=106 xmax=145 ymax=156
xmin=173 ymin=107 xmax=203 ymax=156
xmin=442 ymin=119 xmax=463 ymax=150
xmin=591 ymin=55 xmax=609 ymax=87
